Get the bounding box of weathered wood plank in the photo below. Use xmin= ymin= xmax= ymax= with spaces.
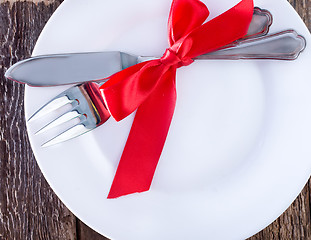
xmin=77 ymin=221 xmax=109 ymax=240
xmin=0 ymin=1 xmax=77 ymax=239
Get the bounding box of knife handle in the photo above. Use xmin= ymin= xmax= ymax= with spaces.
xmin=196 ymin=30 xmax=306 ymax=60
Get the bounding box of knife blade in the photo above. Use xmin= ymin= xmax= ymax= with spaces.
xmin=5 ymin=51 xmax=131 ymax=87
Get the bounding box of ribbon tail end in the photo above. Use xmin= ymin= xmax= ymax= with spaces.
xmin=107 ymin=187 xmax=151 ymax=199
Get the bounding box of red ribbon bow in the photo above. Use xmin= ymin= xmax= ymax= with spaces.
xmin=100 ymin=0 xmax=253 ymax=198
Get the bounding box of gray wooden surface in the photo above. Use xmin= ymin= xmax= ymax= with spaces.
xmin=0 ymin=0 xmax=310 ymax=239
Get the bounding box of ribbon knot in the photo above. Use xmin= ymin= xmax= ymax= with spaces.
xmin=160 ymin=48 xmax=194 ymax=67
xmin=100 ymin=0 xmax=253 ymax=199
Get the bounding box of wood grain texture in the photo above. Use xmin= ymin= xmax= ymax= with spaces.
xmin=0 ymin=1 xmax=76 ymax=240
xmin=77 ymin=221 xmax=109 ymax=240
xmin=0 ymin=0 xmax=310 ymax=240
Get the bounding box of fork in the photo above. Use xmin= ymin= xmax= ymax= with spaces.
xmin=28 ymin=28 xmax=306 ymax=147
xmin=30 ymin=82 xmax=111 ymax=147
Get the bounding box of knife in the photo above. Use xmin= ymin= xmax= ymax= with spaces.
xmin=5 ymin=29 xmax=306 ymax=87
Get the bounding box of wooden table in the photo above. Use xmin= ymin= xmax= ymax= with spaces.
xmin=0 ymin=0 xmax=310 ymax=239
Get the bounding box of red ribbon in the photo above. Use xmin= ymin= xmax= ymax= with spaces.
xmin=100 ymin=0 xmax=254 ymax=198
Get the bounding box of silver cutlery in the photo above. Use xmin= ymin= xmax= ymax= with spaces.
xmin=195 ymin=30 xmax=306 ymax=60
xmin=12 ymin=7 xmax=307 ymax=147
xmin=6 ymin=7 xmax=274 ymax=87
xmin=28 ymin=29 xmax=306 ymax=147
xmin=6 ymin=30 xmax=305 ymax=87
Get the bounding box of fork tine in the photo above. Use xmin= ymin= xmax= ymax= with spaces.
xmin=32 ymin=82 xmax=110 ymax=147
xmin=28 ymin=95 xmax=76 ymax=122
xmin=41 ymin=122 xmax=92 ymax=147
xmin=35 ymin=110 xmax=85 ymax=135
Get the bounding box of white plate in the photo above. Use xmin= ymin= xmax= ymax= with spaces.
xmin=25 ymin=0 xmax=311 ymax=239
